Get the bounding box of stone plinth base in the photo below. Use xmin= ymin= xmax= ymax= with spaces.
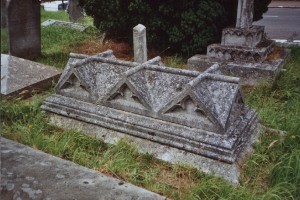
xmin=188 ymin=48 xmax=290 ymax=86
xmin=221 ymin=26 xmax=265 ymax=48
xmin=49 ymin=114 xmax=262 ymax=184
xmin=207 ymin=39 xmax=274 ymax=62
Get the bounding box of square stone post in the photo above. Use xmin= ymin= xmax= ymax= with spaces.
xmin=133 ymin=24 xmax=147 ymax=63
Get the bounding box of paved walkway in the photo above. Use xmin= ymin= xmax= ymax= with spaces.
xmin=0 ymin=138 xmax=166 ymax=200
xmin=269 ymin=1 xmax=300 ymax=8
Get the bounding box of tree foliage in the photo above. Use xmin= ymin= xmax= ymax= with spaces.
xmin=79 ymin=0 xmax=271 ymax=56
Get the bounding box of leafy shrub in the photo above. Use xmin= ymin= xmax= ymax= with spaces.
xmin=79 ymin=0 xmax=271 ymax=56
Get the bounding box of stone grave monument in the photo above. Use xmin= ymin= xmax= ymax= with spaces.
xmin=7 ymin=0 xmax=41 ymax=60
xmin=41 ymin=49 xmax=261 ymax=183
xmin=188 ymin=0 xmax=289 ymax=86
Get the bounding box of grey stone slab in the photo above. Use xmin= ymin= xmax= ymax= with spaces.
xmin=1 ymin=54 xmax=62 ymax=99
xmin=7 ymin=0 xmax=41 ymax=60
xmin=41 ymin=51 xmax=260 ymax=183
xmin=0 ymin=137 xmax=167 ymax=200
xmin=41 ymin=19 xmax=88 ymax=32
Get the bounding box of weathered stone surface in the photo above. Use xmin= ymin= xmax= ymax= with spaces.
xmin=0 ymin=138 xmax=167 ymax=200
xmin=188 ymin=48 xmax=290 ymax=86
xmin=7 ymin=0 xmax=41 ymax=60
xmin=133 ymin=24 xmax=147 ymax=63
xmin=68 ymin=0 xmax=84 ymax=22
xmin=221 ymin=26 xmax=265 ymax=48
xmin=236 ymin=0 xmax=254 ymax=29
xmin=41 ymin=19 xmax=88 ymax=32
xmin=207 ymin=39 xmax=274 ymax=62
xmin=41 ymin=51 xmax=260 ymax=182
xmin=1 ymin=54 xmax=62 ymax=99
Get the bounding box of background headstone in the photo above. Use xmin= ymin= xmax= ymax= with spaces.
xmin=1 ymin=0 xmax=7 ymax=28
xmin=68 ymin=0 xmax=84 ymax=22
xmin=133 ymin=24 xmax=147 ymax=63
xmin=7 ymin=0 xmax=41 ymax=60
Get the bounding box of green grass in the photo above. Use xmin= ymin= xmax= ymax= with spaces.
xmin=38 ymin=26 xmax=96 ymax=68
xmin=1 ymin=9 xmax=300 ymax=200
xmin=1 ymin=27 xmax=7 ymax=53
xmin=41 ymin=10 xmax=70 ymax=22
xmin=2 ymin=47 xmax=300 ymax=199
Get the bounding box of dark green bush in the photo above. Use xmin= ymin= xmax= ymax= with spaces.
xmin=79 ymin=0 xmax=271 ymax=56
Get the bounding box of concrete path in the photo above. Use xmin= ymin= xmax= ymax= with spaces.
xmin=0 ymin=137 xmax=166 ymax=200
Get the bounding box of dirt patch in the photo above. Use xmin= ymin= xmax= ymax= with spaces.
xmin=73 ymin=38 xmax=161 ymax=61
xmin=73 ymin=38 xmax=133 ymax=60
xmin=266 ymin=47 xmax=285 ymax=61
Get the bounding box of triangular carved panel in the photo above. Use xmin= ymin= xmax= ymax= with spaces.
xmin=165 ymin=96 xmax=212 ymax=123
xmin=60 ymin=73 xmax=90 ymax=97
xmin=108 ymin=84 xmax=148 ymax=110
xmin=61 ymin=74 xmax=87 ymax=89
xmin=166 ymin=96 xmax=206 ymax=117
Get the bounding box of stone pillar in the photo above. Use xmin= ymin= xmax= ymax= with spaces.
xmin=1 ymin=0 xmax=7 ymax=28
xmin=133 ymin=24 xmax=147 ymax=63
xmin=7 ymin=0 xmax=41 ymax=60
xmin=236 ymin=0 xmax=254 ymax=29
xmin=68 ymin=0 xmax=84 ymax=22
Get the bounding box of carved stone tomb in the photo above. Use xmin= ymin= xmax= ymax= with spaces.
xmin=42 ymin=50 xmax=260 ymax=183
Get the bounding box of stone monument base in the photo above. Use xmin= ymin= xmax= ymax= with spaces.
xmin=188 ymin=48 xmax=290 ymax=86
xmin=1 ymin=54 xmax=62 ymax=99
xmin=49 ymin=113 xmax=263 ymax=184
xmin=207 ymin=39 xmax=274 ymax=62
xmin=221 ymin=26 xmax=265 ymax=48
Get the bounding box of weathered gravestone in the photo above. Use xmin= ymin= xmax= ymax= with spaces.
xmin=188 ymin=0 xmax=289 ymax=86
xmin=1 ymin=0 xmax=7 ymax=28
xmin=7 ymin=0 xmax=41 ymax=60
xmin=68 ymin=0 xmax=84 ymax=22
xmin=42 ymin=50 xmax=261 ymax=183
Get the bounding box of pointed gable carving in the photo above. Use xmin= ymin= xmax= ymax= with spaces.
xmin=106 ymin=82 xmax=151 ymax=110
